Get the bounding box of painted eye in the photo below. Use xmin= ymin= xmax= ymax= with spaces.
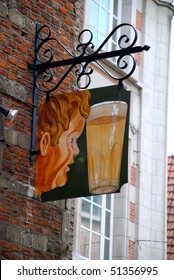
xmin=69 ymin=138 xmax=73 ymax=143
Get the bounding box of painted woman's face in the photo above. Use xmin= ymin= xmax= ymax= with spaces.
xmin=36 ymin=110 xmax=85 ymax=193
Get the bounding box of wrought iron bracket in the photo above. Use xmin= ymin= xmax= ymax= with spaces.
xmin=28 ymin=23 xmax=150 ymax=163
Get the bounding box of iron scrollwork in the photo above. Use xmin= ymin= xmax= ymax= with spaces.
xmin=29 ymin=23 xmax=150 ymax=163
xmin=29 ymin=23 xmax=150 ymax=97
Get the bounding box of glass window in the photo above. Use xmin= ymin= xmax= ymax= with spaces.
xmin=89 ymin=0 xmax=121 ymax=51
xmin=79 ymin=194 xmax=114 ymax=259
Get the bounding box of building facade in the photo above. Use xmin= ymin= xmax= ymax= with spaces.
xmin=73 ymin=0 xmax=174 ymax=260
xmin=0 ymin=0 xmax=173 ymax=260
xmin=0 ymin=0 xmax=84 ymax=260
xmin=168 ymin=155 xmax=174 ymax=259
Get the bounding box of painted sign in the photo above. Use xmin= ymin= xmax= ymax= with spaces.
xmin=35 ymin=85 xmax=130 ymax=201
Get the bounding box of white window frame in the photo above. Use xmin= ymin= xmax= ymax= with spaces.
xmin=74 ymin=194 xmax=114 ymax=260
xmin=84 ymin=0 xmax=122 ymax=51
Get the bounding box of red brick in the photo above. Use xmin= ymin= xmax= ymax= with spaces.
xmin=59 ymin=6 xmax=68 ymax=16
xmin=130 ymin=202 xmax=135 ymax=223
xmin=0 ymin=34 xmax=6 ymax=43
xmin=11 ymin=244 xmax=21 ymax=252
xmin=37 ymin=2 xmax=45 ymax=9
xmin=38 ymin=219 xmax=47 ymax=226
xmin=23 ymin=247 xmax=33 ymax=256
xmin=136 ymin=10 xmax=143 ymax=32
xmin=0 ymin=240 xmax=9 ymax=249
xmin=47 ymin=7 xmax=55 ymax=15
xmin=1 ymin=250 xmax=13 ymax=259
xmin=32 ymin=209 xmax=42 ymax=217
xmin=65 ymin=2 xmax=73 ymax=11
xmin=0 ymin=206 xmax=6 ymax=212
xmin=2 ymin=29 xmax=11 ymax=38
xmin=8 ymin=56 xmax=17 ymax=65
xmin=11 ymin=219 xmax=19 ymax=225
xmin=128 ymin=239 xmax=135 ymax=259
xmin=131 ymin=166 xmax=136 ymax=186
xmin=135 ymin=52 xmax=141 ymax=65
xmin=0 ymin=61 xmax=10 ymax=70
xmin=28 ymin=216 xmax=38 ymax=223
xmin=1 ymin=20 xmax=11 ymax=29
xmin=0 ymin=69 xmax=5 ymax=76
xmin=21 ymin=0 xmax=31 ymax=9
xmin=0 ymin=215 xmax=9 ymax=222
xmin=28 ymin=12 xmax=37 ymax=21
xmin=7 ymin=72 xmax=16 ymax=80
xmin=18 ymin=61 xmax=27 ymax=70
xmin=0 ymin=0 xmax=79 ymax=261
xmin=65 ymin=18 xmax=73 ymax=26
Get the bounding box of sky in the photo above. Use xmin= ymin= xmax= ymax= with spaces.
xmin=167 ymin=19 xmax=174 ymax=156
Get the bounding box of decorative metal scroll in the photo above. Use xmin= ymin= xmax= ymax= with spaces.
xmin=29 ymin=23 xmax=150 ymax=99
xmin=28 ymin=23 xmax=150 ymax=163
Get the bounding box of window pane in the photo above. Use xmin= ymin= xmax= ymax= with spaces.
xmin=93 ymin=195 xmax=102 ymax=205
xmin=100 ymin=8 xmax=109 ymax=35
xmin=101 ymin=0 xmax=110 ymax=10
xmin=81 ymin=199 xmax=91 ymax=228
xmin=80 ymin=229 xmax=90 ymax=258
xmin=92 ymin=205 xmax=101 ymax=232
xmin=90 ymin=0 xmax=99 ymax=28
xmin=99 ymin=34 xmax=108 ymax=50
xmin=90 ymin=26 xmax=98 ymax=48
xmin=113 ymin=0 xmax=118 ymax=16
xmin=82 ymin=199 xmax=91 ymax=214
xmin=104 ymin=239 xmax=110 ymax=259
xmin=91 ymin=233 xmax=100 ymax=259
xmin=105 ymin=211 xmax=111 ymax=237
xmin=106 ymin=194 xmax=111 ymax=209
xmin=85 ymin=196 xmax=92 ymax=201
xmin=112 ymin=17 xmax=118 ymax=41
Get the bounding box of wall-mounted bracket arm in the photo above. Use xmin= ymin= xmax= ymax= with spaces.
xmin=28 ymin=23 xmax=150 ymax=163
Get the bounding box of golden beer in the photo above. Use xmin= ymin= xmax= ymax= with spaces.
xmin=86 ymin=101 xmax=127 ymax=194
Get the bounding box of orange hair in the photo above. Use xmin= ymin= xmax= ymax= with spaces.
xmin=37 ymin=90 xmax=91 ymax=146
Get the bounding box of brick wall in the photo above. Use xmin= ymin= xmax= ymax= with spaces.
xmin=128 ymin=239 xmax=135 ymax=260
xmin=135 ymin=9 xmax=143 ymax=65
xmin=0 ymin=0 xmax=84 ymax=260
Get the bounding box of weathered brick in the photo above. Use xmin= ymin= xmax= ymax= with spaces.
xmin=136 ymin=10 xmax=142 ymax=32
xmin=130 ymin=202 xmax=135 ymax=223
xmin=0 ymin=61 xmax=10 ymax=70
xmin=0 ymin=222 xmax=7 ymax=239
xmin=8 ymin=9 xmax=25 ymax=29
xmin=7 ymin=226 xmax=21 ymax=243
xmin=7 ymin=72 xmax=16 ymax=80
xmin=128 ymin=239 xmax=135 ymax=260
xmin=1 ymin=20 xmax=11 ymax=29
xmin=59 ymin=6 xmax=68 ymax=16
xmin=33 ymin=234 xmax=48 ymax=252
xmin=21 ymin=0 xmax=32 ymax=9
xmin=131 ymin=165 xmax=136 ymax=186
xmin=21 ymin=231 xmax=33 ymax=247
xmin=0 ymin=175 xmax=9 ymax=189
xmin=0 ymin=0 xmax=80 ymax=261
xmin=0 ymin=2 xmax=8 ymax=18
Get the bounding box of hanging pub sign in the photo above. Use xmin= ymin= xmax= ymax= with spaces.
xmin=35 ymin=85 xmax=130 ymax=202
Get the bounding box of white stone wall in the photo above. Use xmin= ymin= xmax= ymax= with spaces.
xmin=74 ymin=0 xmax=174 ymax=260
xmin=105 ymin=0 xmax=173 ymax=260
xmin=137 ymin=1 xmax=173 ymax=260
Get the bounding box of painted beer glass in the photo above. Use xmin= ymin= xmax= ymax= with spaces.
xmin=86 ymin=101 xmax=127 ymax=194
